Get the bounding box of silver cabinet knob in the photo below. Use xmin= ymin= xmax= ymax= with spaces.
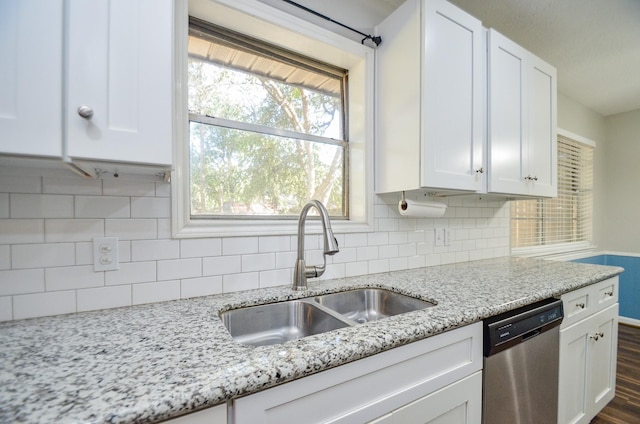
xmin=77 ymin=105 xmax=94 ymax=119
xmin=475 ymin=167 xmax=484 ymax=174
xmin=576 ymin=302 xmax=585 ymax=309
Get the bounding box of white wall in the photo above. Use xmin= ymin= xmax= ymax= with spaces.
xmin=0 ymin=174 xmax=509 ymax=321
xmin=603 ymin=109 xmax=640 ymax=253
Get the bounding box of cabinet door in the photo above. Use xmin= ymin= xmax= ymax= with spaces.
xmin=163 ymin=404 xmax=226 ymax=424
xmin=488 ymin=29 xmax=557 ymax=197
xmin=421 ymin=0 xmax=484 ymax=192
xmin=0 ymin=0 xmax=62 ymax=157
xmin=558 ymin=312 xmax=591 ymax=424
xmin=487 ymin=29 xmax=527 ymax=195
xmin=66 ymin=0 xmax=173 ymax=166
xmin=527 ymin=54 xmax=557 ymax=197
xmin=588 ymin=304 xmax=618 ymax=417
xmin=558 ymin=304 xmax=619 ymax=424
xmin=391 ymin=372 xmax=482 ymax=424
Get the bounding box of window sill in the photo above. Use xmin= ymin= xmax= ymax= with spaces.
xmin=511 ymin=242 xmax=597 ymax=261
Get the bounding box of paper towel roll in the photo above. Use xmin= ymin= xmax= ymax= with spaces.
xmin=398 ymin=199 xmax=447 ymax=218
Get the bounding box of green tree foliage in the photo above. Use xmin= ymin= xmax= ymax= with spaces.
xmin=189 ymin=58 xmax=345 ymax=217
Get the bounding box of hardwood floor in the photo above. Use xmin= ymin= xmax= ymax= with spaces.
xmin=591 ymin=324 xmax=640 ymax=424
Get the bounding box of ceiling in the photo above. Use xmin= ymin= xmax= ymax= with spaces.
xmin=261 ymin=0 xmax=640 ymax=117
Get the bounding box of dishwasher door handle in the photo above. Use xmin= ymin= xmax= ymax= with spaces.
xmin=521 ymin=329 xmax=541 ymax=341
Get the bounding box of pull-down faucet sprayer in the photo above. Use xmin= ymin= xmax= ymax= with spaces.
xmin=292 ymin=200 xmax=339 ymax=291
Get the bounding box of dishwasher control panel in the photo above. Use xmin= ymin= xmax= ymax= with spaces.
xmin=484 ymin=298 xmax=564 ymax=356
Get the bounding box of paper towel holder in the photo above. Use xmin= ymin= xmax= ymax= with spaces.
xmin=400 ymin=191 xmax=409 ymax=212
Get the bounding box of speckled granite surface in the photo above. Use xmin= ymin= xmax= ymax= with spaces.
xmin=0 ymin=257 xmax=623 ymax=423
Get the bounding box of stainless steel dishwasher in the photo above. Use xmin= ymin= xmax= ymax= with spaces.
xmin=482 ymin=298 xmax=564 ymax=424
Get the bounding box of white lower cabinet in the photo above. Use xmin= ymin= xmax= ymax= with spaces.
xmin=164 ymin=403 xmax=226 ymax=424
xmin=371 ymin=372 xmax=481 ymax=424
xmin=232 ymin=323 xmax=482 ymax=424
xmin=558 ymin=278 xmax=619 ymax=424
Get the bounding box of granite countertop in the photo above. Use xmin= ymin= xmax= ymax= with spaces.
xmin=0 ymin=257 xmax=623 ymax=423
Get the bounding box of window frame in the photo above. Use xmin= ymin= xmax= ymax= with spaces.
xmin=172 ymin=0 xmax=375 ymax=237
xmin=510 ymin=128 xmax=596 ymax=258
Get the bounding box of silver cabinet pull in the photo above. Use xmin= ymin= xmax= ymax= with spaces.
xmin=524 ymin=175 xmax=539 ymax=181
xmin=589 ymin=332 xmax=604 ymax=341
xmin=576 ymin=302 xmax=585 ymax=309
xmin=77 ymin=105 xmax=94 ymax=119
xmin=475 ymin=167 xmax=484 ymax=174
xmin=604 ymin=290 xmax=614 ymax=297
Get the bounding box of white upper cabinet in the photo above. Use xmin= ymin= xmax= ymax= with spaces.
xmin=487 ymin=29 xmax=557 ymax=197
xmin=376 ymin=0 xmax=485 ymax=194
xmin=66 ymin=0 xmax=173 ymax=166
xmin=0 ymin=0 xmax=63 ymax=157
xmin=0 ymin=0 xmax=173 ymax=168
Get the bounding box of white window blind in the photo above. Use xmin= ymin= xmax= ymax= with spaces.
xmin=511 ymin=135 xmax=594 ymax=251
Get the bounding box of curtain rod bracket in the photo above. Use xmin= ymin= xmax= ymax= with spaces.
xmin=282 ymin=0 xmax=382 ymax=47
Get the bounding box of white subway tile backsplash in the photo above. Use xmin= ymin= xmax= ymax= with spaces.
xmin=258 ymin=236 xmax=291 ymax=253
xmin=75 ymin=242 xmax=93 ymax=265
xmin=330 ymin=247 xmax=357 ymax=264
xmin=367 ymin=232 xmax=389 ymax=246
xmin=0 ymin=296 xmax=12 ymax=321
xmin=203 ymin=255 xmax=242 ymax=276
xmin=43 ymin=177 xmax=102 ymax=195
xmin=132 ymin=280 xmax=180 ymax=305
xmin=157 ymin=219 xmax=171 ymax=239
xmin=0 ymin=176 xmax=511 ymax=321
xmin=131 ymin=197 xmax=170 ymax=218
xmin=181 ymin=238 xmax=221 ymax=258
xmin=223 ymin=237 xmax=259 ymax=256
xmin=157 ymin=258 xmax=201 ymax=281
xmin=12 ymin=243 xmax=75 ymax=269
xmin=119 ymin=241 xmax=131 ymax=262
xmin=222 ymin=272 xmax=259 ymax=293
xmin=241 ymin=253 xmax=275 ymax=273
xmin=105 ymin=219 xmax=157 ymax=240
xmin=0 ymin=269 xmax=44 ymax=295
xmin=45 ymin=265 xmax=104 ymax=291
xmin=75 ymin=196 xmax=130 ymax=218
xmin=0 ymin=246 xmax=9 ymax=270
xmin=0 ymin=175 xmax=41 ymax=193
xmin=45 ymin=219 xmax=104 ymax=242
xmin=181 ymin=276 xmax=222 ymax=298
xmin=275 ymin=251 xmax=297 ymax=269
xmin=10 ymin=194 xmax=74 ymax=218
xmin=357 ymin=246 xmax=378 ymax=261
xmin=0 ymin=194 xmax=8 ymax=218
xmin=155 ymin=182 xmax=171 ymax=198
xmin=13 ymin=290 xmax=76 ymax=320
xmin=77 ymin=285 xmax=131 ymax=312
xmin=345 ymin=261 xmax=367 ymax=277
xmin=131 ymin=240 xmax=179 ymax=261
xmin=106 ymin=261 xmax=156 ymax=286
xmin=368 ymin=259 xmax=389 ymax=274
xmin=343 ymin=233 xmax=368 ymax=248
xmin=103 ymin=180 xmax=155 ymax=196
xmin=259 ymin=269 xmax=290 ymax=288
xmin=0 ymin=219 xmax=45 ymax=244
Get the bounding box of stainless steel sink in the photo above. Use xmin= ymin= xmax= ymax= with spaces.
xmin=314 ymin=288 xmax=435 ymax=324
xmin=220 ymin=288 xmax=435 ymax=346
xmin=220 ymin=300 xmax=349 ymax=347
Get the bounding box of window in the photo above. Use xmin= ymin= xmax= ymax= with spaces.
xmin=511 ymin=132 xmax=594 ymax=255
xmin=173 ymin=0 xmax=374 ymax=237
xmin=188 ymin=19 xmax=348 ymax=219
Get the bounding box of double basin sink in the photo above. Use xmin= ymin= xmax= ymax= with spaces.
xmin=220 ymin=288 xmax=435 ymax=347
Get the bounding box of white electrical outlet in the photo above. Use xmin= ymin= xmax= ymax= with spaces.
xmin=93 ymin=237 xmax=119 ymax=271
xmin=434 ymin=228 xmax=445 ymax=247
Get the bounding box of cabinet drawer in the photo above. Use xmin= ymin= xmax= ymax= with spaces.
xmin=233 ymin=323 xmax=482 ymax=424
xmin=561 ymin=277 xmax=618 ymax=329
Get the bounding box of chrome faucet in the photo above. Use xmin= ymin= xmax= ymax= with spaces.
xmin=292 ymin=200 xmax=339 ymax=291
